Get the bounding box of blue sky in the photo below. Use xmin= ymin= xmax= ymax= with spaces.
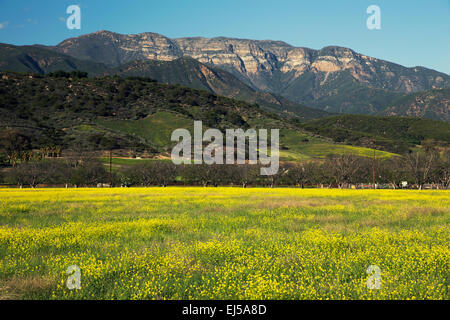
xmin=0 ymin=0 xmax=449 ymax=74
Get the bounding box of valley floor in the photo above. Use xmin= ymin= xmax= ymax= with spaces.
xmin=0 ymin=188 xmax=448 ymax=299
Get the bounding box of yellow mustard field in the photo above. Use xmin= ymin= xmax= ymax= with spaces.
xmin=0 ymin=187 xmax=448 ymax=299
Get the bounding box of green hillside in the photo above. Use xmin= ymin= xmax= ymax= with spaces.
xmin=300 ymin=114 xmax=450 ymax=153
xmin=279 ymin=129 xmax=396 ymax=160
xmin=0 ymin=71 xmax=293 ymax=152
xmin=0 ymin=71 xmax=393 ymax=161
xmin=97 ymin=111 xmax=193 ymax=150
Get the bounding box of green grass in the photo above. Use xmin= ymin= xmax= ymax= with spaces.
xmin=300 ymin=114 xmax=450 ymax=153
xmin=280 ymin=129 xmax=397 ymax=160
xmin=97 ymin=111 xmax=193 ymax=149
xmin=0 ymin=188 xmax=448 ymax=300
xmin=295 ymin=143 xmax=396 ymax=159
xmin=98 ymin=158 xmax=171 ymax=165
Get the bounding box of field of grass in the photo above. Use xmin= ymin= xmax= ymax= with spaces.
xmin=0 ymin=188 xmax=448 ymax=300
xmin=97 ymin=111 xmax=193 ymax=149
xmin=98 ymin=157 xmax=171 ymax=166
xmin=280 ymin=129 xmax=397 ymax=161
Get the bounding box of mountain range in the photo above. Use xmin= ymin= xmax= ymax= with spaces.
xmin=0 ymin=30 xmax=449 ymax=122
xmin=0 ymin=42 xmax=327 ymax=121
xmin=49 ymin=31 xmax=450 ymax=116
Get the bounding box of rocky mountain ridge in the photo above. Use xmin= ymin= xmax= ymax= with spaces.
xmin=53 ymin=30 xmax=449 ymax=92
xmin=49 ymin=30 xmax=450 ymax=115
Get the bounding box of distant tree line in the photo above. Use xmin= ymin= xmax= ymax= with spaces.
xmin=46 ymin=70 xmax=88 ymax=79
xmin=2 ymin=145 xmax=449 ymax=189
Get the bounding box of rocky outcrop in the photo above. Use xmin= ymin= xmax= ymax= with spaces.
xmin=382 ymin=88 xmax=450 ymax=122
xmin=49 ymin=30 xmax=450 ymax=116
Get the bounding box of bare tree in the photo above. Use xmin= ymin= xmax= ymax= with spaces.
xmin=152 ymin=161 xmax=178 ymax=187
xmin=7 ymin=161 xmax=49 ymax=188
xmin=265 ymin=164 xmax=288 ymax=188
xmin=403 ymin=142 xmax=439 ymax=189
xmin=230 ymin=164 xmax=259 ymax=188
xmin=325 ymin=155 xmax=362 ymax=188
xmin=434 ymin=149 xmax=450 ymax=189
xmin=0 ymin=130 xmax=30 ymax=166
xmin=122 ymin=161 xmax=178 ymax=187
xmin=377 ymin=157 xmax=407 ymax=189
xmin=71 ymin=160 xmax=108 ymax=187
xmin=183 ymin=164 xmax=219 ymax=187
xmin=122 ymin=163 xmax=155 ymax=186
xmin=285 ymin=163 xmax=308 ymax=188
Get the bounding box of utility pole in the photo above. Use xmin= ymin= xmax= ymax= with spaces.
xmin=372 ymin=141 xmax=376 ymax=189
xmin=109 ymin=148 xmax=112 ymax=188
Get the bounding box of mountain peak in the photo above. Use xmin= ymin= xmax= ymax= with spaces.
xmin=319 ymin=46 xmax=356 ymax=55
xmin=93 ymin=29 xmax=117 ymax=35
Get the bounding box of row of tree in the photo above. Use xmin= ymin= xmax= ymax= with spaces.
xmin=3 ymin=149 xmax=449 ymax=189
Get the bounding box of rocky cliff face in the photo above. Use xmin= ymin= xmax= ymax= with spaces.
xmin=382 ymin=88 xmax=450 ymax=122
xmin=105 ymin=56 xmax=330 ymax=120
xmin=51 ymin=30 xmax=450 ymax=115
